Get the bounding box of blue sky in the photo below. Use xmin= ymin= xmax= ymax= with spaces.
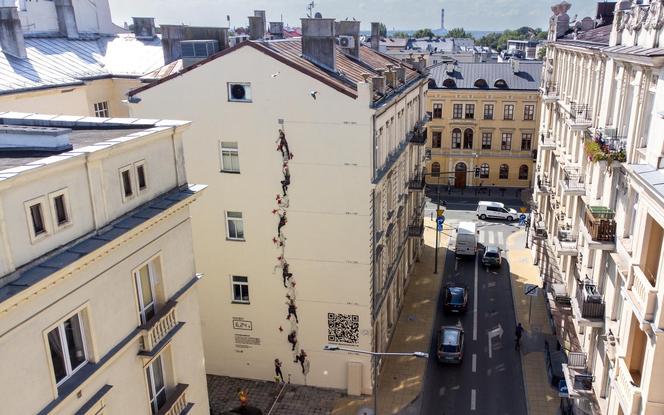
xmin=109 ymin=0 xmax=598 ymax=32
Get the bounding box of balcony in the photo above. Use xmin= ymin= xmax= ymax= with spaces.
xmin=615 ymin=358 xmax=642 ymax=415
xmin=157 ymin=383 xmax=191 ymax=415
xmin=140 ymin=301 xmax=182 ymax=356
xmin=536 ymin=174 xmax=552 ymax=193
xmin=566 ymin=103 xmax=592 ymax=130
xmin=571 ymin=279 xmax=605 ymax=326
xmin=583 ymin=206 xmax=616 ymax=243
xmin=408 ymin=172 xmax=426 ymax=191
xmin=554 ymin=228 xmax=578 ymax=256
xmin=560 ymin=166 xmax=585 ymax=196
xmin=408 ymin=127 xmax=427 ymax=145
xmin=627 ymin=265 xmax=657 ymax=322
xmin=540 ymin=130 xmax=555 ymax=150
xmin=585 ymin=128 xmax=627 ymax=164
xmin=561 ymin=352 xmax=595 ymax=399
xmin=542 ymin=81 xmax=559 ymax=102
xmin=408 ymin=221 xmax=424 ymax=237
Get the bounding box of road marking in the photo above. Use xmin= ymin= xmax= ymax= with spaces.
xmin=498 ymin=232 xmax=504 ymax=246
xmin=471 ymin=389 xmax=476 ymax=411
xmin=472 ymin=353 xmax=477 ymax=373
xmin=488 ymin=231 xmax=495 ymax=244
xmin=473 ymin=254 xmax=478 ymax=341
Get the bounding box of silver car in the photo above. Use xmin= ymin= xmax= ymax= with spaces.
xmin=482 ymin=246 xmax=502 ymax=267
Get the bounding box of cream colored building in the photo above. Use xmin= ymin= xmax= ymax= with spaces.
xmin=0 ymin=112 xmax=209 ymax=414
xmin=128 ymin=18 xmax=428 ymax=394
xmin=534 ymin=1 xmax=664 ymax=414
xmin=426 ymin=61 xmax=541 ymax=189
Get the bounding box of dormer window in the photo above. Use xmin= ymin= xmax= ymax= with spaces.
xmin=494 ymin=79 xmax=508 ymax=89
xmin=474 ymin=79 xmax=488 ymax=88
xmin=442 ymin=79 xmax=457 ymax=88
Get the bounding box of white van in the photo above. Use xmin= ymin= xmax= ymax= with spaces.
xmin=476 ymin=201 xmax=518 ymax=221
xmin=455 ymin=221 xmax=478 ymax=257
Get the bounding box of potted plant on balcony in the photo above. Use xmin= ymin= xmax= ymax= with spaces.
xmin=584 ymin=135 xmax=626 ymax=167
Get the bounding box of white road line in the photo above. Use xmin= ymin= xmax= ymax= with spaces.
xmin=471 ymin=389 xmax=476 ymax=411
xmin=472 ymin=353 xmax=477 ymax=373
xmin=473 ymin=254 xmax=478 ymax=341
xmin=488 ymin=231 xmax=495 ymax=244
xmin=498 ymin=232 xmax=504 ymax=246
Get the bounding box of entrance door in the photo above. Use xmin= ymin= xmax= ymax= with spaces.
xmin=455 ymin=163 xmax=467 ymax=189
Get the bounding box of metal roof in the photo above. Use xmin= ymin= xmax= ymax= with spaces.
xmin=628 ymin=163 xmax=664 ymax=204
xmin=0 ymin=34 xmax=165 ymax=94
xmin=602 ymin=45 xmax=664 ymax=57
xmin=558 ymin=24 xmax=611 ymax=47
xmin=429 ymin=61 xmax=542 ymax=90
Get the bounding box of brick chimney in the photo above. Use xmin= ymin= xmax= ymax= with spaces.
xmin=132 ymin=17 xmax=156 ymax=39
xmin=395 ymin=66 xmax=406 ymax=84
xmin=385 ymin=63 xmax=397 ymax=88
xmin=372 ymin=75 xmax=386 ymax=95
xmin=55 ymin=0 xmax=79 ymax=39
xmin=336 ymin=20 xmax=360 ymax=58
xmin=0 ymin=6 xmax=26 ymax=58
xmin=371 ymin=22 xmax=380 ymax=51
xmin=248 ymin=15 xmax=265 ymax=40
xmin=269 ymin=21 xmax=284 ymax=39
xmin=301 ymin=16 xmax=336 ymax=71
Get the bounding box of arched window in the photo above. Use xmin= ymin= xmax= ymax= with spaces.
xmin=480 ymin=163 xmax=489 ymax=179
xmin=474 ymin=78 xmax=488 ymax=88
xmin=519 ymin=164 xmax=529 ymax=180
xmin=494 ymin=79 xmax=508 ymax=89
xmin=499 ymin=164 xmax=509 ymax=179
xmin=451 ymin=128 xmax=461 ymax=149
xmin=463 ymin=129 xmax=473 ymax=149
xmin=432 ymin=162 xmax=441 ymax=177
xmin=442 ymin=78 xmax=457 ymax=88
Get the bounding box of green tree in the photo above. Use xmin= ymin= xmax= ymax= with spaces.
xmin=379 ymin=23 xmax=387 ymax=37
xmin=412 ymin=28 xmax=435 ymax=39
xmin=392 ymin=31 xmax=410 ymax=39
xmin=444 ymin=27 xmax=474 ymax=39
xmin=477 ymin=27 xmax=547 ymax=51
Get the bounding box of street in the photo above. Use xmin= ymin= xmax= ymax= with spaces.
xmin=420 ymin=201 xmax=528 ymax=415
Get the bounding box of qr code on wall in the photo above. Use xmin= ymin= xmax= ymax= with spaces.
xmin=327 ymin=313 xmax=360 ymax=345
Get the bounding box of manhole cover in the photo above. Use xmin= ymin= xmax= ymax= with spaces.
xmin=356 ymin=408 xmax=375 ymax=415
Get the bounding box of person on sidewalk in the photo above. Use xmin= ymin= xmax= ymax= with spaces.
xmin=515 ymin=323 xmax=524 ymax=350
xmin=274 ymin=358 xmax=284 ymax=382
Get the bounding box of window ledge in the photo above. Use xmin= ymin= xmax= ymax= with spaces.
xmin=220 ymin=170 xmax=241 ymax=174
xmin=231 ymin=301 xmax=251 ymax=305
xmin=226 ymin=238 xmax=246 ymax=242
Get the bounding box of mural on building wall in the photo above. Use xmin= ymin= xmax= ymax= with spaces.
xmin=273 ymin=128 xmax=310 ymax=379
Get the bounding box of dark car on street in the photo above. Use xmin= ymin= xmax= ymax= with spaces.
xmin=443 ymin=283 xmax=468 ymax=313
xmin=437 ymin=326 xmax=464 ymax=363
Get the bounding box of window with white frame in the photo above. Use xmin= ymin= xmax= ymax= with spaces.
xmin=46 ymin=311 xmax=88 ymax=386
xmin=93 ymin=101 xmax=109 ymax=118
xmin=145 ymin=355 xmax=167 ymax=414
xmin=231 ymin=276 xmax=250 ymax=303
xmin=136 ymin=162 xmax=147 ymax=191
xmin=226 ymin=211 xmax=245 ymax=240
xmin=220 ymin=142 xmax=240 ymax=173
xmin=120 ymin=166 xmax=134 ymax=200
xmin=25 ymin=196 xmax=49 ymax=241
xmin=134 ymin=261 xmax=157 ymax=325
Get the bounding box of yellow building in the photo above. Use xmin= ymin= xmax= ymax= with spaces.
xmin=425 ymin=61 xmax=542 ymax=189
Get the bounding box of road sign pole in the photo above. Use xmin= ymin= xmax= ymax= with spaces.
xmin=528 ymin=296 xmax=533 ymax=324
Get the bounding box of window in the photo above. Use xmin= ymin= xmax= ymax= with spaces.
xmin=46 ymin=312 xmax=88 ymax=386
xmin=463 ymin=129 xmax=473 ymax=149
xmin=93 ymin=101 xmax=109 ymax=118
xmin=519 ymin=165 xmax=529 ymax=180
xmin=146 ymin=355 xmax=167 ymax=414
xmin=232 ymin=276 xmax=250 ymax=303
xmin=521 ymin=133 xmax=532 ymax=151
xmin=226 ymin=211 xmax=245 ymax=240
xmin=453 ymin=104 xmax=463 ymax=119
xmin=432 ymin=131 xmax=442 ymax=148
xmin=451 ymin=129 xmax=461 ymax=149
xmin=483 ymin=104 xmax=494 ymax=120
xmin=524 ymin=104 xmax=535 ymax=121
xmin=433 ymin=103 xmax=443 ymax=119
xmin=29 ymin=202 xmax=46 ymax=236
xmin=220 ymin=141 xmax=240 ymax=173
xmin=499 ymin=164 xmax=509 ymax=179
xmin=480 ymin=163 xmax=489 ymax=179
xmin=503 ymin=104 xmax=514 ymax=120
xmin=465 ymin=104 xmax=475 ymax=119
xmin=136 ymin=163 xmax=147 ymax=191
xmin=481 ymin=132 xmax=492 ymax=150
xmin=228 ymin=83 xmax=252 ymax=102
xmin=431 ymin=162 xmax=441 ymax=177
xmin=501 ymin=133 xmax=512 ymax=150
xmin=134 ymin=262 xmax=156 ymax=325
xmin=120 ymin=167 xmax=133 ymax=199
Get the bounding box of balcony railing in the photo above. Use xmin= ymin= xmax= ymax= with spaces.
xmin=585 ymin=128 xmax=627 ymax=164
xmin=561 ymin=166 xmax=585 ymax=195
xmin=156 ymin=384 xmax=189 ymax=415
xmin=555 ymin=228 xmax=577 ymax=255
xmin=542 ymin=82 xmax=559 ymax=101
xmin=629 ymin=265 xmax=657 ymax=321
xmin=540 ymin=130 xmax=555 ymax=149
xmin=536 ymin=174 xmax=551 ymax=193
xmin=408 ymin=173 xmax=426 ymax=191
xmin=562 ymin=352 xmax=594 ymax=398
xmin=408 ymin=221 xmax=424 ymax=237
xmin=408 ymin=127 xmax=427 ymax=145
xmin=574 ymin=279 xmax=605 ymax=320
xmin=570 ymin=103 xmax=592 ymax=123
xmin=141 ymin=301 xmax=178 ymax=353
xmin=615 ymin=358 xmax=642 ymax=415
xmin=583 ymin=206 xmax=616 ymax=242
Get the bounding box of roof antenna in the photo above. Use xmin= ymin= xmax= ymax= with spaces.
xmin=306 ymin=1 xmax=315 ymax=18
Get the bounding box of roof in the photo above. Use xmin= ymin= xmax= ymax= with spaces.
xmin=628 ymin=164 xmax=664 ymax=204
xmin=0 ymin=34 xmax=165 ymax=95
xmin=602 ymin=45 xmax=664 ymax=57
xmin=130 ymin=38 xmax=423 ymax=100
xmin=558 ymin=24 xmax=611 ymax=47
xmin=429 ymin=61 xmax=542 ymax=90
xmin=380 ymin=38 xmax=408 ymax=48
xmin=141 ymin=59 xmax=184 ymax=82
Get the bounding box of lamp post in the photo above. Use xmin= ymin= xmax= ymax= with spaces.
xmin=323 ymin=345 xmax=429 ymax=415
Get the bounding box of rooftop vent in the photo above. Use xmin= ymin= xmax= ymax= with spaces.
xmin=0 ymin=125 xmax=72 ymax=153
xmin=132 ymin=17 xmax=156 ymax=39
xmin=181 ymin=39 xmax=219 ymax=67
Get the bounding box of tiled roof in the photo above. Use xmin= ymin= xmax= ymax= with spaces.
xmin=603 ymin=45 xmax=664 ymax=57
xmin=558 ymin=24 xmax=611 ymax=47
xmin=429 ymin=62 xmax=542 ymax=90
xmin=0 ymin=34 xmax=165 ymax=94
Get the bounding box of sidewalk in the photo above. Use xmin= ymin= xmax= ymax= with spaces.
xmin=332 ymin=218 xmax=447 ymax=415
xmin=506 ymin=230 xmax=560 ymax=415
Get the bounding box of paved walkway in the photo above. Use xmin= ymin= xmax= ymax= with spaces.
xmin=332 ymin=218 xmax=448 ymax=415
xmin=506 ymin=231 xmax=560 ymax=415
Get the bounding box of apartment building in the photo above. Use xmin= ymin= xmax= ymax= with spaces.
xmin=0 ymin=113 xmax=209 ymax=414
xmin=426 ymin=61 xmax=541 ymax=189
xmin=127 ymin=17 xmax=428 ymax=394
xmin=534 ymin=1 xmax=664 ymax=414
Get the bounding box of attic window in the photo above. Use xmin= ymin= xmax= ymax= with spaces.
xmin=474 ymin=79 xmax=488 ymax=89
xmin=428 ymin=79 xmax=437 ymax=89
xmin=494 ymin=79 xmax=508 ymax=89
xmin=442 ymin=79 xmax=457 ymax=88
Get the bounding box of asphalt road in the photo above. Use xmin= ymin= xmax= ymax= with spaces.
xmin=419 ymin=208 xmax=528 ymax=415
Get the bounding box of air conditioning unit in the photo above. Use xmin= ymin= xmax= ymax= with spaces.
xmin=339 ymin=35 xmax=355 ymax=48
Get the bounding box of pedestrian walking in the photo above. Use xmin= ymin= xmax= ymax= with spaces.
xmin=515 ymin=323 xmax=524 ymax=350
xmin=286 ymin=299 xmax=299 ymax=323
xmin=274 ymin=358 xmax=284 ymax=382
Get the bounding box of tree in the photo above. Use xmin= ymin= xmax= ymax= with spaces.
xmin=444 ymin=27 xmax=474 ymax=39
xmin=477 ymin=27 xmax=548 ymax=51
xmin=392 ymin=31 xmax=410 ymax=39
xmin=412 ymin=28 xmax=435 ymax=39
xmin=379 ymin=23 xmax=387 ymax=37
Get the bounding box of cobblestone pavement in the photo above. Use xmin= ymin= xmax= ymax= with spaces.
xmin=208 ymin=375 xmax=345 ymax=415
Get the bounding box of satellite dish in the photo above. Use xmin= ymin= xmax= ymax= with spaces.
xmin=314 ymin=12 xmax=322 ymax=18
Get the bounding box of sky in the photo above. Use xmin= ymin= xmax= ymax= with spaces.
xmin=109 ymin=0 xmax=598 ymax=32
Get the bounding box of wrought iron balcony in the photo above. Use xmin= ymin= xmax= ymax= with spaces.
xmin=408 ymin=221 xmax=424 ymax=237
xmin=583 ymin=206 xmax=616 ymax=242
xmin=586 ymin=127 xmax=627 ymax=163
xmin=560 ymin=166 xmax=585 ymax=196
xmin=536 ymin=174 xmax=551 ymax=193
xmin=408 ymin=126 xmax=427 ymax=145
xmin=567 ymin=103 xmax=592 ymax=129
xmin=572 ymin=279 xmax=605 ymax=324
xmin=408 ymin=173 xmax=426 ymax=191
xmin=554 ymin=228 xmax=577 ymax=256
xmin=540 ymin=130 xmax=555 ymax=150
xmin=542 ymin=81 xmax=559 ymax=101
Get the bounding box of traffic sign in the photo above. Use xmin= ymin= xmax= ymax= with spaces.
xmin=520 ymin=207 xmax=527 ymax=213
xmin=436 ymin=209 xmax=444 ymax=217
xmin=524 ymin=283 xmax=539 ymax=297
xmin=436 ymin=216 xmax=445 ymax=231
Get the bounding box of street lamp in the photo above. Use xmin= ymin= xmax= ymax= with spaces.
xmin=323 ymin=345 xmax=429 ymax=415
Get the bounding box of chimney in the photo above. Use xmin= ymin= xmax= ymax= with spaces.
xmin=395 ymin=65 xmax=406 ymax=84
xmin=254 ymin=10 xmax=267 ymax=31
xmin=248 ymin=16 xmax=265 ymax=40
xmin=301 ymin=16 xmax=336 ymax=71
xmin=385 ymin=63 xmax=398 ymax=88
xmin=132 ymin=17 xmax=156 ymax=39
xmin=0 ymin=6 xmax=26 ymax=58
xmin=511 ymin=59 xmax=520 ymax=74
xmin=336 ymin=20 xmax=360 ymax=58
xmin=372 ymin=75 xmax=386 ymax=96
xmin=55 ymin=0 xmax=79 ymax=39
xmin=440 ymin=8 xmax=445 ymax=30
xmin=370 ymin=22 xmax=380 ymax=51
xmin=596 ymin=2 xmax=616 ymax=25
xmin=269 ymin=21 xmax=284 ymax=39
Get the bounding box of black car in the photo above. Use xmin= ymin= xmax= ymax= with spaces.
xmin=443 ymin=283 xmax=468 ymax=313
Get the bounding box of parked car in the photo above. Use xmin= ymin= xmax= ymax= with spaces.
xmin=482 ymin=245 xmax=502 ymax=267
xmin=443 ymin=283 xmax=468 ymax=313
xmin=477 ymin=201 xmax=518 ymax=221
xmin=437 ymin=326 xmax=464 ymax=363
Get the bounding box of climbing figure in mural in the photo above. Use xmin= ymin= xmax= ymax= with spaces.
xmin=276 ymin=129 xmax=293 ymax=160
xmin=282 ymin=262 xmax=293 ymax=288
xmin=281 ymin=163 xmax=291 ymax=196
xmin=277 ymin=212 xmax=287 ymax=237
xmin=276 ymin=194 xmax=290 ymax=209
xmin=287 ymin=330 xmax=298 ymax=351
xmin=274 ymin=358 xmax=284 ymax=382
xmin=294 ymin=349 xmax=309 ymax=375
xmin=286 ymin=297 xmax=299 ymax=323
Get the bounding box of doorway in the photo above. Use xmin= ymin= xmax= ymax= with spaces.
xmin=455 ymin=162 xmax=467 ymax=189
